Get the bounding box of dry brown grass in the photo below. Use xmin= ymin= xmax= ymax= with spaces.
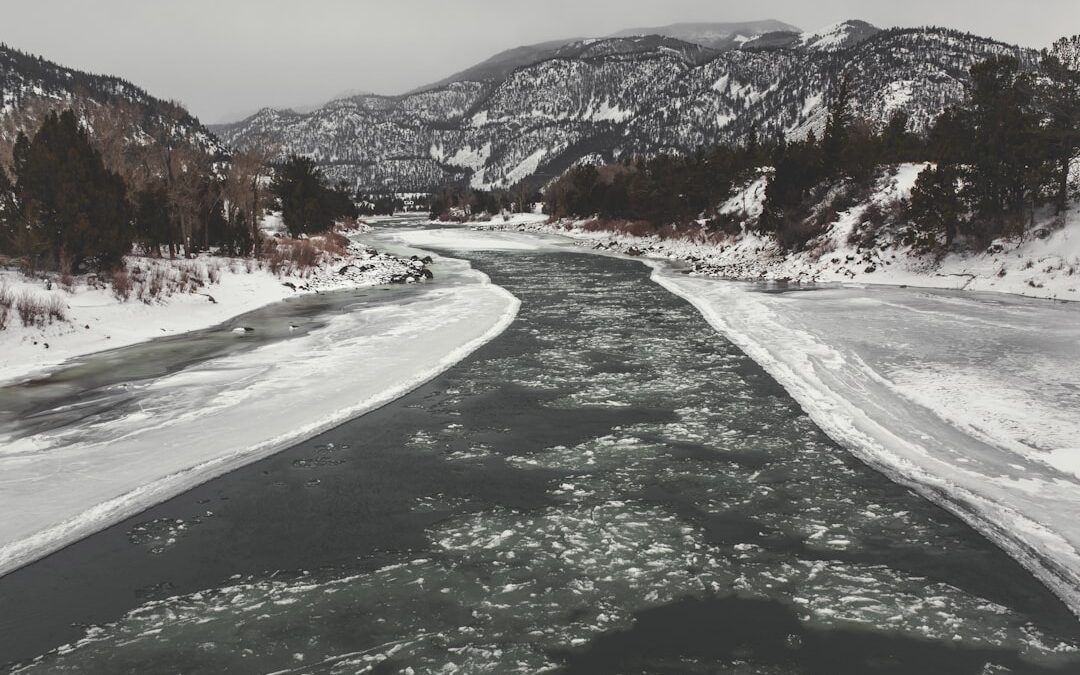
xmin=0 ymin=283 xmax=12 ymax=330
xmin=111 ymin=269 xmax=133 ymax=301
xmin=261 ymin=232 xmax=350 ymax=277
xmin=15 ymin=289 xmax=66 ymax=328
xmin=580 ymin=219 xmax=658 ymax=238
xmin=111 ymin=260 xmax=216 ymax=304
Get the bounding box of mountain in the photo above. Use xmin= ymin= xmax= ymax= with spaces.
xmin=214 ymin=23 xmax=1034 ymax=193
xmin=611 ymin=20 xmax=802 ymax=50
xmin=0 ymin=43 xmax=224 ymax=158
xmin=409 ymin=38 xmax=582 ymax=94
xmin=742 ymin=20 xmax=881 ymax=52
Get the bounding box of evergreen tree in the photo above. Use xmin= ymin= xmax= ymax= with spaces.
xmin=822 ymin=75 xmax=854 ymax=176
xmin=13 ymin=110 xmax=131 ymax=271
xmin=965 ymin=57 xmax=1039 ymax=231
xmin=909 ymin=164 xmax=964 ymax=248
xmin=882 ymin=110 xmax=916 ymax=162
xmin=270 ymin=155 xmax=349 ymax=237
xmin=1039 ymin=38 xmax=1080 ymax=214
xmin=134 ymin=185 xmax=172 ymax=256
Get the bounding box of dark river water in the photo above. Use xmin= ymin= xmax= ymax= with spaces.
xmin=1 ymin=241 xmax=1079 ymax=673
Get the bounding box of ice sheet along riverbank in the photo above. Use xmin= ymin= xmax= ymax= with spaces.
xmin=0 ymin=240 xmax=518 ymax=581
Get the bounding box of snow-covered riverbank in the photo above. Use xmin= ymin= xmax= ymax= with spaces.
xmin=0 ymin=242 xmax=518 ymax=578
xmin=0 ymin=233 xmax=431 ymax=386
xmin=399 ymin=223 xmax=1080 ymax=617
xmin=490 ymin=165 xmax=1080 ymax=303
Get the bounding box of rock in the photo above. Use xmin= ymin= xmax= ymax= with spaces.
xmin=421 ymin=269 xmax=434 ymax=280
xmin=421 ymin=256 xmax=433 ymax=264
xmin=864 ymin=265 xmax=876 ymax=273
xmin=232 ymin=326 xmax=254 ymax=334
xmin=625 ymin=246 xmax=644 ymax=256
xmin=283 ymin=282 xmax=297 ymax=290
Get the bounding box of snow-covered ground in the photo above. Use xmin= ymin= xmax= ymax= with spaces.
xmin=0 ymin=238 xmax=519 ymax=577
xmin=0 ymin=231 xmax=428 ymax=385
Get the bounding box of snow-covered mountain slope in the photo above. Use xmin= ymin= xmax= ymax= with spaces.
xmin=610 ymin=20 xmax=801 ymax=50
xmin=214 ymin=24 xmax=1033 ymax=193
xmin=0 ymin=44 xmax=223 ymax=157
xmin=796 ymin=19 xmax=882 ymax=52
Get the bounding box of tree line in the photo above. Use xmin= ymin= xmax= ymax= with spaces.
xmin=543 ymin=35 xmax=1080 ymax=252
xmin=430 ymin=185 xmax=541 ymax=221
xmin=0 ymin=105 xmax=357 ymax=274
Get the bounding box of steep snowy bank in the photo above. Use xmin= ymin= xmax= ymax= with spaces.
xmin=0 ymin=250 xmax=519 ymax=577
xmin=0 ymin=235 xmax=431 ymax=385
xmin=650 ymin=268 xmax=1080 ymax=616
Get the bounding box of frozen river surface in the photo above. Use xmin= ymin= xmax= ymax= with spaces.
xmin=2 ymin=236 xmax=1078 ymax=673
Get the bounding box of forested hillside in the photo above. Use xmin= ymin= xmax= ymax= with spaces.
xmin=215 ymin=22 xmax=1033 ymax=193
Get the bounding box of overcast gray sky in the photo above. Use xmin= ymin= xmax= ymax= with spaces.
xmin=3 ymin=0 xmax=1078 ymax=124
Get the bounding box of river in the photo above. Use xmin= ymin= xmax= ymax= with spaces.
xmin=1 ymin=224 xmax=1078 ymax=673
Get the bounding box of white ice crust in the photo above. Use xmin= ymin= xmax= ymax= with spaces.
xmin=0 ymin=252 xmax=520 ymax=577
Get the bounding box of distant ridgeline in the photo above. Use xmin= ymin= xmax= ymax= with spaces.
xmin=213 ymin=21 xmax=1036 ymax=193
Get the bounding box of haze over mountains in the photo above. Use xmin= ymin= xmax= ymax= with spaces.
xmin=210 ymin=19 xmax=1027 ymax=193
xmin=610 ymin=19 xmax=802 ymax=50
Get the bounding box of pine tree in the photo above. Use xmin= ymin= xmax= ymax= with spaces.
xmin=822 ymin=75 xmax=854 ymax=176
xmin=134 ymin=186 xmax=172 ymax=256
xmin=14 ymin=110 xmax=131 ymax=271
xmin=1040 ymin=37 xmax=1080 ymax=215
xmin=271 ymin=156 xmax=332 ymax=237
xmin=909 ymin=164 xmax=964 ymax=248
xmin=965 ymin=57 xmax=1039 ymax=232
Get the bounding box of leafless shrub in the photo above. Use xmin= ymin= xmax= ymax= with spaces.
xmin=111 ymin=269 xmax=133 ymax=301
xmin=46 ymin=295 xmax=66 ymax=322
xmin=261 ymin=238 xmax=323 ymax=277
xmin=138 ymin=267 xmax=166 ymax=304
xmin=580 ymin=219 xmax=657 ymax=238
xmin=16 ymin=290 xmax=63 ymax=327
xmin=0 ymin=283 xmax=12 ymax=331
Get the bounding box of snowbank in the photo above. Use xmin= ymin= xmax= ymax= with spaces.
xmin=0 ymin=251 xmax=519 ymax=577
xmin=0 ymin=236 xmax=428 ymax=385
xmin=650 ymin=266 xmax=1080 ymax=617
